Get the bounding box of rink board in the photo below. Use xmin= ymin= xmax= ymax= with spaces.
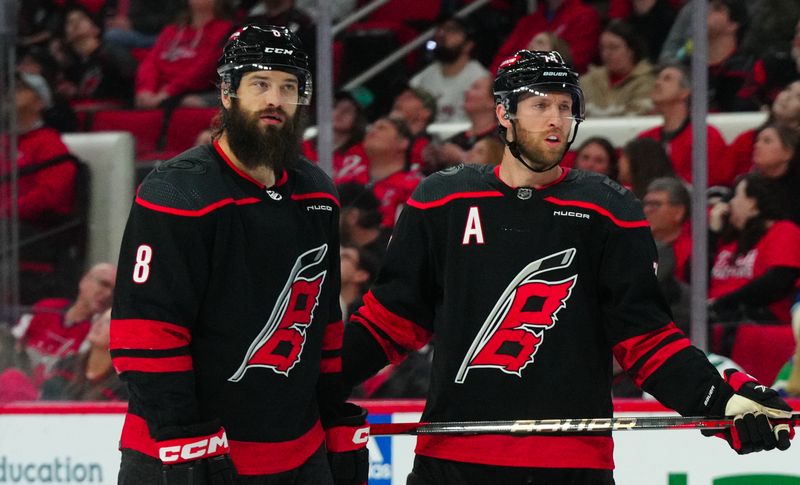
xmin=0 ymin=400 xmax=798 ymax=484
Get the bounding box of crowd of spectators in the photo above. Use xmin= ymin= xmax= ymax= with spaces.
xmin=4 ymin=0 xmax=800 ymax=401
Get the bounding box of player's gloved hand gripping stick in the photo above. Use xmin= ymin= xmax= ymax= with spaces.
xmin=154 ymin=420 xmax=235 ymax=485
xmin=323 ymin=402 xmax=370 ymax=485
xmin=701 ymin=369 xmax=795 ymax=454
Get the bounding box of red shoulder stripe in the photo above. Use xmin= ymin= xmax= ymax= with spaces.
xmin=544 ymin=196 xmax=649 ymax=228
xmin=407 ymin=191 xmax=503 ymax=210
xmin=291 ymin=192 xmax=341 ymax=207
xmin=110 ymin=319 xmax=191 ymax=350
xmin=136 ymin=194 xmax=260 ymax=217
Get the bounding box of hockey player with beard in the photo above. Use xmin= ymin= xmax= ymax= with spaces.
xmin=343 ymin=50 xmax=795 ymax=484
xmin=111 ymin=25 xmax=368 ymax=485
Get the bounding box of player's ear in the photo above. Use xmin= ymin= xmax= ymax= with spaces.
xmin=220 ymin=83 xmax=233 ymax=109
xmin=496 ymin=104 xmax=512 ymax=129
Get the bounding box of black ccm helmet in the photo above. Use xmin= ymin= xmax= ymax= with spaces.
xmin=217 ymin=24 xmax=312 ymax=105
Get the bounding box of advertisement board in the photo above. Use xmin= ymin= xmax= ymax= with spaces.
xmin=0 ymin=401 xmax=798 ymax=484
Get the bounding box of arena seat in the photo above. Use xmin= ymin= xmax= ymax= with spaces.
xmin=163 ymin=107 xmax=218 ymax=154
xmin=91 ymin=109 xmax=165 ymax=156
xmin=62 ymin=132 xmax=135 ymax=266
xmin=729 ymin=323 xmax=795 ymax=384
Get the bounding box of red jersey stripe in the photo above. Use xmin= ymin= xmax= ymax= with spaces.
xmin=416 ymin=434 xmax=614 ymax=469
xmin=291 ymin=192 xmax=341 ymax=207
xmin=119 ymin=413 xmax=324 ymax=475
xmin=321 ymin=321 xmax=344 ymax=351
xmin=113 ymin=355 xmax=193 ymax=373
xmin=544 ymin=196 xmax=650 ymax=228
xmin=631 ymin=338 xmax=692 ymax=387
xmin=110 ymin=319 xmax=191 ymax=350
xmin=407 ymin=191 xmax=504 ymax=210
xmin=612 ymin=323 xmax=682 ymax=371
xmin=356 ymin=291 xmax=432 ymax=362
xmin=136 ymin=194 xmax=260 ymax=217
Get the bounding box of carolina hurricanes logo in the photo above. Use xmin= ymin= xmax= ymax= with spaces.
xmin=455 ymin=248 xmax=577 ymax=383
xmin=229 ymin=245 xmax=327 ymax=381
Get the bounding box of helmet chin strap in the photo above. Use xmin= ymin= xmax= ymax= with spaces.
xmin=503 ymin=119 xmax=562 ymax=174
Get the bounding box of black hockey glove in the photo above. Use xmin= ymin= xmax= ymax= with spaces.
xmin=323 ymin=402 xmax=370 ymax=485
xmin=702 ymin=369 xmax=795 ymax=454
xmin=154 ymin=420 xmax=236 ymax=485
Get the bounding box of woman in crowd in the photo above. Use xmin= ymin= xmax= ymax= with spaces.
xmin=135 ymin=0 xmax=234 ymax=109
xmin=580 ymin=19 xmax=656 ymax=117
xmin=618 ymin=137 xmax=675 ymax=199
xmin=750 ymin=122 xmax=800 ymax=224
xmin=708 ymin=172 xmax=800 ymax=324
xmin=725 ymin=81 xmax=800 ymax=180
xmin=571 ymin=136 xmax=619 ymax=180
xmin=302 ymin=90 xmax=369 ymax=178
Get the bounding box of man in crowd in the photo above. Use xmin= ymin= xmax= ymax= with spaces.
xmin=409 ymin=16 xmax=489 ymax=123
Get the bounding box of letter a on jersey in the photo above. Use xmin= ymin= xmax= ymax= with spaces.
xmin=229 ymin=245 xmax=327 ymax=381
xmin=462 ymin=206 xmax=485 ymax=245
xmin=455 ymin=248 xmax=577 ymax=383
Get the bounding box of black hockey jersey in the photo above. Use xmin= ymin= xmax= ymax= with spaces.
xmin=346 ymin=164 xmax=730 ymax=469
xmin=110 ymin=141 xmax=344 ymax=475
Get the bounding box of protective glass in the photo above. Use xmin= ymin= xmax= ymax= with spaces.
xmin=219 ymin=64 xmax=313 ymax=105
xmin=504 ymin=85 xmax=584 ymax=144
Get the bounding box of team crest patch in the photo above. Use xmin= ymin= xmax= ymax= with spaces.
xmin=455 ymin=248 xmax=577 ymax=383
xmin=229 ymin=245 xmax=327 ymax=380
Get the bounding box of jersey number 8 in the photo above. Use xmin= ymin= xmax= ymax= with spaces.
xmin=133 ymin=245 xmax=153 ymax=283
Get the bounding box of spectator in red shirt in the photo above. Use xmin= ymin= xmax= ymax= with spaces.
xmin=302 ymin=90 xmax=368 ymax=173
xmin=725 ymin=81 xmax=800 ymax=181
xmin=335 ymin=117 xmax=422 ymax=228
xmin=571 ymin=136 xmax=618 ymax=180
xmin=4 ymin=73 xmax=81 ymax=302
xmin=12 ymin=263 xmax=117 ymax=385
xmin=708 ymin=172 xmax=800 ymax=324
xmin=490 ymin=0 xmax=600 ymax=74
xmin=638 ymin=63 xmax=731 ymax=186
xmin=40 ymin=308 xmax=129 ymax=401
xmin=135 ymin=0 xmax=234 ymax=109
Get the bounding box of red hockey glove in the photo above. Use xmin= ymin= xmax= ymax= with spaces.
xmin=154 ymin=420 xmax=236 ymax=485
xmin=323 ymin=402 xmax=370 ymax=485
xmin=702 ymin=369 xmax=795 ymax=454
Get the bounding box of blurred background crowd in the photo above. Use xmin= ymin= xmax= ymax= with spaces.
xmin=3 ymin=0 xmax=800 ymax=405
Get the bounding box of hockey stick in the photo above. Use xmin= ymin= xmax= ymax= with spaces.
xmin=370 ymin=414 xmax=800 ymax=436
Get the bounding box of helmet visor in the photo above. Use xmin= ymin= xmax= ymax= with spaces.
xmin=218 ymin=63 xmax=313 ymax=105
xmin=504 ymin=85 xmax=585 ymax=144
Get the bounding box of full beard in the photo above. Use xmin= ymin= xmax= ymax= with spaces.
xmin=514 ymin=125 xmax=568 ymax=171
xmin=222 ymin=99 xmax=305 ymax=173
